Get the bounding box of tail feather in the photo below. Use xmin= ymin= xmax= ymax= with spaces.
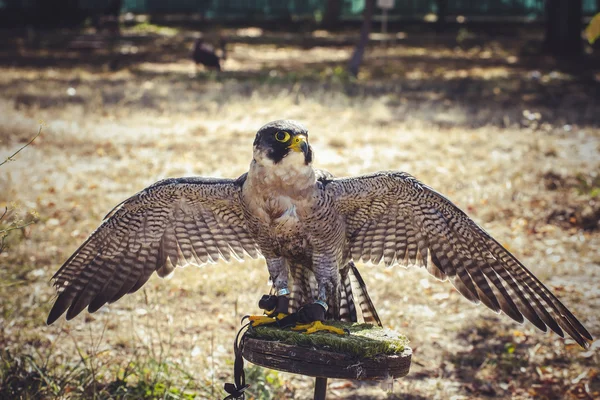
xmin=278 ymin=261 xmax=381 ymax=327
xmin=288 ymin=264 xmax=304 ymax=314
xmin=288 ymin=263 xmax=317 ymax=314
xmin=349 ymin=262 xmax=382 ymax=326
xmin=339 ymin=266 xmax=358 ymax=322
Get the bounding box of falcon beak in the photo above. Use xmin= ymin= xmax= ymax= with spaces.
xmin=288 ymin=135 xmax=308 ymax=155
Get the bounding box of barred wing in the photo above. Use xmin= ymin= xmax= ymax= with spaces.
xmin=47 ymin=176 xmax=260 ymax=324
xmin=326 ymin=172 xmax=592 ymax=348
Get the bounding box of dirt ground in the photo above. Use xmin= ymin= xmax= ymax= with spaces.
xmin=1 ymin=25 xmax=599 ymax=399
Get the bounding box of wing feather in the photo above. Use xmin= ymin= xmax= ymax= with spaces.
xmin=382 ymin=202 xmax=397 ymax=267
xmin=112 ymin=240 xmax=159 ymax=302
xmin=47 ymin=176 xmax=260 ymax=324
xmin=327 ymin=172 xmax=592 ymax=348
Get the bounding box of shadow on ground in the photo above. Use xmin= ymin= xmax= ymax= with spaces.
xmin=440 ymin=317 xmax=600 ymax=399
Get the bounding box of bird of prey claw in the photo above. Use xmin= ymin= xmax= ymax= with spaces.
xmin=250 ymin=301 xmax=346 ymax=335
xmin=247 ymin=314 xmax=286 ymax=327
xmin=292 ymin=321 xmax=346 ymax=336
xmin=287 ymin=302 xmax=346 ymax=335
xmin=47 ymin=120 xmax=593 ymax=349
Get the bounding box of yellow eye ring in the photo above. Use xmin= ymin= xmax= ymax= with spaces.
xmin=274 ymin=131 xmax=290 ymax=143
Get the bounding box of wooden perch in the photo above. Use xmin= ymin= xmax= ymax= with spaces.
xmin=243 ymin=337 xmax=411 ymax=380
xmin=241 ymin=323 xmax=412 ymax=399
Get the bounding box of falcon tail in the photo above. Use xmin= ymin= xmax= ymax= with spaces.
xmin=287 ymin=262 xmax=317 ymax=314
xmin=348 ymin=261 xmax=382 ymax=326
xmin=286 ymin=261 xmax=381 ymax=326
xmin=339 ymin=265 xmax=358 ymax=322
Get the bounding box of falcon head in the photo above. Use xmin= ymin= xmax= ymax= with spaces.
xmin=253 ymin=120 xmax=313 ymax=166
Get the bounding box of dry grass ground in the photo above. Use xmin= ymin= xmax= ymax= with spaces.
xmin=0 ymin=25 xmax=599 ymax=399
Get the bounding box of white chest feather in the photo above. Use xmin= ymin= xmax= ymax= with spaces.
xmin=244 ymin=150 xmax=316 ymax=224
xmin=262 ymin=152 xmax=313 ymax=185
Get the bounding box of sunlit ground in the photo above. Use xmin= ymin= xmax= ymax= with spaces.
xmin=1 ymin=25 xmax=599 ymax=399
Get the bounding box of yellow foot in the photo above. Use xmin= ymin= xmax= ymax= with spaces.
xmin=291 ymin=321 xmax=346 ymax=335
xmin=247 ymin=313 xmax=287 ymax=327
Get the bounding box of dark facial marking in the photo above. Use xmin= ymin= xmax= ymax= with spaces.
xmin=254 ymin=120 xmax=312 ymax=165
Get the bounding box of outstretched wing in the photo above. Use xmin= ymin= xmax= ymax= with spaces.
xmin=47 ymin=176 xmax=260 ymax=324
xmin=326 ymin=171 xmax=592 ymax=348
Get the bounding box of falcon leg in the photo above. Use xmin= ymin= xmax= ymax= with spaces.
xmin=317 ymin=276 xmax=341 ymax=320
xmin=285 ymin=275 xmax=345 ymax=335
xmin=246 ymin=258 xmax=291 ymax=327
xmin=267 ymin=258 xmax=289 ymax=297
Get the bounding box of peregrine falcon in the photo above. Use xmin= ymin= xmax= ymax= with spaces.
xmin=47 ymin=120 xmax=592 ymax=348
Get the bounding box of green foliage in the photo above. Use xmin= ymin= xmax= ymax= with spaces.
xmin=575 ymin=173 xmax=600 ymax=198
xmin=0 ymin=127 xmax=41 ymax=254
xmin=456 ymin=27 xmax=472 ymax=44
xmin=0 ymin=126 xmax=42 ymax=168
xmin=130 ymin=22 xmax=180 ymax=37
xmin=0 ymin=349 xmax=212 ymax=399
xmin=586 ymin=13 xmax=600 ymax=44
xmin=0 ymin=205 xmax=38 ymax=255
xmin=244 ymin=365 xmax=288 ymax=400
xmin=104 ymin=359 xmax=206 ymax=399
xmin=495 ymin=342 xmax=529 ymax=375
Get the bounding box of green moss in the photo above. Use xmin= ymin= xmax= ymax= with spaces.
xmin=247 ymin=322 xmax=408 ymax=359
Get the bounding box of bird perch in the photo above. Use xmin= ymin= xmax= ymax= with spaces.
xmin=242 ymin=322 xmax=411 ymax=399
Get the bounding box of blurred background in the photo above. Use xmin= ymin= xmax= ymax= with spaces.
xmin=1 ymin=1 xmax=599 ymax=399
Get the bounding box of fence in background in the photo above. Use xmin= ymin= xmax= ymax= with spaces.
xmin=116 ymin=0 xmax=597 ymax=18
xmin=1 ymin=0 xmax=598 ymax=23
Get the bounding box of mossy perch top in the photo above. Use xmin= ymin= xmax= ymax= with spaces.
xmin=247 ymin=322 xmax=409 ymax=359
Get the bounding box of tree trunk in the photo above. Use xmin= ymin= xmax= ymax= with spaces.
xmin=322 ymin=0 xmax=342 ymax=30
xmin=106 ymin=0 xmax=123 ymax=18
xmin=544 ymin=0 xmax=583 ymax=58
xmin=435 ymin=0 xmax=448 ymax=33
xmin=348 ymin=0 xmax=375 ymax=77
xmin=33 ymin=0 xmax=83 ymax=28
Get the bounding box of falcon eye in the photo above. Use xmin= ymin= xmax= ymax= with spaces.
xmin=274 ymin=131 xmax=290 ymax=143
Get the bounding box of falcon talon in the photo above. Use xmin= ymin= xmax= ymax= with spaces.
xmin=240 ymin=315 xmax=251 ymax=324
xmin=247 ymin=315 xmax=277 ymax=327
xmin=291 ymin=323 xmax=311 ymax=332
xmin=265 ymin=308 xmax=277 ymax=317
xmin=46 ymin=119 xmax=593 ymax=350
xmin=292 ymin=321 xmax=346 ymax=335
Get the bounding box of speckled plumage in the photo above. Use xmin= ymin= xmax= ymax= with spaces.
xmin=48 ymin=120 xmax=592 ymax=348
